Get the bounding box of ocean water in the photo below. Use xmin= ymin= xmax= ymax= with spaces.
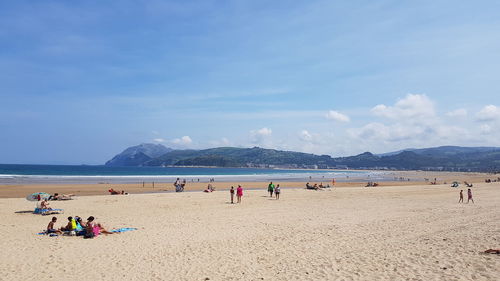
xmin=0 ymin=164 xmax=379 ymax=184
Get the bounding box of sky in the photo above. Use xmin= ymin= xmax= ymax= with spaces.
xmin=1 ymin=0 xmax=500 ymax=165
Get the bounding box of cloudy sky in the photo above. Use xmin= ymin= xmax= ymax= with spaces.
xmin=1 ymin=1 xmax=500 ymax=164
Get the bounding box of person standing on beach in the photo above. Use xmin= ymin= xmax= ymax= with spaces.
xmin=275 ymin=184 xmax=280 ymax=200
xmin=458 ymin=190 xmax=464 ymax=203
xmin=237 ymin=185 xmax=243 ymax=203
xmin=268 ymin=182 xmax=275 ymax=197
xmin=467 ymin=188 xmax=474 ymax=203
xmin=230 ymin=186 xmax=235 ymax=204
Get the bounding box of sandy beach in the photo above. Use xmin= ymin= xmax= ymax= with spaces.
xmin=0 ymin=170 xmax=491 ymax=198
xmin=1 ymin=179 xmax=498 ymax=281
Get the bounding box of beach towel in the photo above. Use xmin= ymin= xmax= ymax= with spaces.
xmin=37 ymin=231 xmax=58 ymax=237
xmin=111 ymin=227 xmax=138 ymax=233
xmin=33 ymin=208 xmax=63 ymax=215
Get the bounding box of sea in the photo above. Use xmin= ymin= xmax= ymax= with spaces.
xmin=0 ymin=164 xmax=384 ymax=185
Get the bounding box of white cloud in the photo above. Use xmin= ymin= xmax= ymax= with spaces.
xmin=476 ymin=105 xmax=500 ymax=121
xmin=153 ymin=138 xmax=166 ymax=143
xmin=251 ymin=127 xmax=272 ymax=137
xmin=250 ymin=127 xmax=272 ymax=147
xmin=480 ymin=124 xmax=492 ymax=134
xmin=209 ymin=137 xmax=231 ymax=147
xmin=446 ymin=108 xmax=467 ymax=118
xmin=371 ymin=94 xmax=435 ymax=121
xmin=299 ymin=130 xmax=313 ymax=142
xmin=172 ymin=136 xmax=193 ymax=145
xmin=325 ymin=110 xmax=350 ymax=122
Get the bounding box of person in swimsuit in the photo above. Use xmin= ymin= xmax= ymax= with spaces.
xmin=467 ymin=188 xmax=474 ymax=203
xmin=86 ymin=216 xmax=115 ymax=235
xmin=275 ymin=184 xmax=280 ymax=200
xmin=46 ymin=217 xmax=62 ymax=234
xmin=40 ymin=199 xmax=52 ymax=210
xmin=230 ymin=186 xmax=235 ymax=204
xmin=458 ymin=190 xmax=463 ymax=203
xmin=236 ymin=185 xmax=243 ymax=203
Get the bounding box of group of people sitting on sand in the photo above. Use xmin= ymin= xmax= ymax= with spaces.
xmin=305 ymin=182 xmax=330 ymax=190
xmin=365 ymin=181 xmax=379 ymax=187
xmin=484 ymin=178 xmax=500 ymax=183
xmin=46 ymin=215 xmax=115 ymax=238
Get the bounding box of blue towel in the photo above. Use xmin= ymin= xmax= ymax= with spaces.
xmin=111 ymin=227 xmax=137 ymax=233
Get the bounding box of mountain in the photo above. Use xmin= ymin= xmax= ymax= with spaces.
xmin=143 ymin=147 xmax=332 ymax=167
xmin=105 ymin=144 xmax=500 ymax=172
xmin=378 ymin=146 xmax=500 ymax=157
xmin=105 ymin=143 xmax=173 ymax=166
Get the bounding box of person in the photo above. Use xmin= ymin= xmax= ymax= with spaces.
xmin=459 ymin=190 xmax=464 ymax=203
xmin=47 ymin=217 xmax=62 ymax=234
xmin=86 ymin=216 xmax=115 ymax=236
xmin=332 ymin=178 xmax=336 ymax=186
xmin=204 ymin=184 xmax=214 ymax=193
xmin=74 ymin=217 xmax=86 ymax=235
xmin=236 ymin=185 xmax=243 ymax=203
xmin=108 ymin=188 xmax=120 ymax=195
xmin=230 ymin=186 xmax=235 ymax=204
xmin=275 ymin=184 xmax=280 ymax=200
xmin=268 ymin=182 xmax=275 ymax=197
xmin=174 ymin=178 xmax=184 ymax=192
xmin=49 ymin=193 xmax=74 ymax=200
xmin=60 ymin=216 xmax=74 ymax=231
xmin=484 ymin=249 xmax=500 ymax=254
xmin=467 ymin=188 xmax=474 ymax=204
xmin=40 ymin=199 xmax=52 ymax=210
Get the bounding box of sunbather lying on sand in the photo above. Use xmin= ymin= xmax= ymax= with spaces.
xmin=484 ymin=249 xmax=500 ymax=254
xmin=49 ymin=193 xmax=74 ymax=200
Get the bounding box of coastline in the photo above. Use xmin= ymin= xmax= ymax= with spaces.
xmin=0 ymin=170 xmax=493 ymax=198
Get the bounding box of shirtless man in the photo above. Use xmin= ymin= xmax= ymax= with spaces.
xmin=47 ymin=217 xmax=62 ymax=234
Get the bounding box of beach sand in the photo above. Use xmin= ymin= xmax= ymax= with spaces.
xmin=0 ymin=170 xmax=491 ymax=198
xmin=1 ymin=181 xmax=498 ymax=280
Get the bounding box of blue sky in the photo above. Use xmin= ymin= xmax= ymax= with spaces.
xmin=1 ymin=0 xmax=500 ymax=164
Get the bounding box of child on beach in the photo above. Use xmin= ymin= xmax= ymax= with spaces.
xmin=230 ymin=186 xmax=235 ymax=203
xmin=458 ymin=190 xmax=464 ymax=203
xmin=268 ymin=182 xmax=275 ymax=197
xmin=467 ymin=188 xmax=474 ymax=203
xmin=275 ymin=184 xmax=280 ymax=200
xmin=60 ymin=216 xmax=74 ymax=231
xmin=47 ymin=217 xmax=62 ymax=234
xmin=236 ymin=185 xmax=243 ymax=203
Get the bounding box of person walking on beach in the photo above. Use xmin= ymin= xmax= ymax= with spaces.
xmin=275 ymin=184 xmax=280 ymax=200
xmin=236 ymin=185 xmax=243 ymax=203
xmin=467 ymin=188 xmax=474 ymax=203
xmin=458 ymin=190 xmax=464 ymax=203
xmin=230 ymin=186 xmax=235 ymax=204
xmin=268 ymin=182 xmax=275 ymax=197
